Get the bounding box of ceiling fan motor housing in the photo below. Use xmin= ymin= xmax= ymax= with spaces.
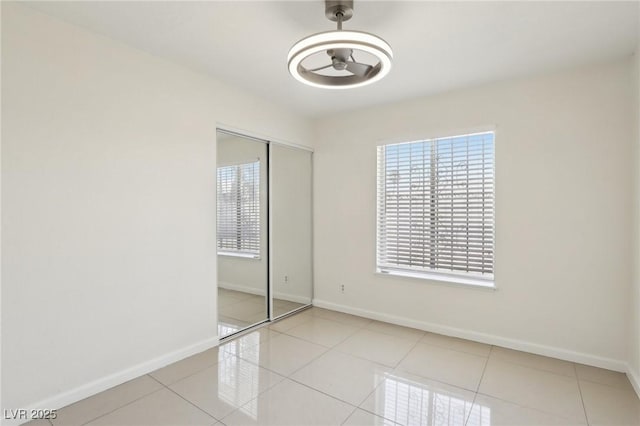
xmin=325 ymin=0 xmax=354 ymax=22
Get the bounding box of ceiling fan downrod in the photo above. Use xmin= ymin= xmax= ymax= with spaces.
xmin=325 ymin=0 xmax=354 ymax=29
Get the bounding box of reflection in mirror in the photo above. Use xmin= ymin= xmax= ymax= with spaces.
xmin=270 ymin=144 xmax=313 ymax=317
xmin=217 ymin=130 xmax=268 ymax=338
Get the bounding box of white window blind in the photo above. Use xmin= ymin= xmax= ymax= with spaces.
xmin=217 ymin=161 xmax=260 ymax=256
xmin=376 ymin=132 xmax=494 ymax=282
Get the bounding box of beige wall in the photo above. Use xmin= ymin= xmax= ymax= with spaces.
xmin=313 ymin=59 xmax=635 ymax=370
xmin=1 ymin=3 xmax=312 ymax=414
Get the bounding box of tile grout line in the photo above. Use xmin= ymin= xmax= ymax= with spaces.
xmin=219 ymin=377 xmax=359 ymax=425
xmin=338 ymin=404 xmax=360 ymax=425
xmin=392 ymin=329 xmax=426 ymax=370
xmin=475 ymin=345 xmax=493 ymax=392
xmin=77 ymin=384 xmax=166 ymax=426
xmin=464 ymin=345 xmax=494 ymax=426
xmin=488 ymin=352 xmax=578 ymax=378
xmin=150 ymin=372 xmax=225 ymax=423
xmin=162 ymin=383 xmax=222 ymax=424
xmin=574 ymin=363 xmax=591 ymax=426
xmin=279 ymin=321 xmax=361 ymax=349
xmin=418 ymin=333 xmax=495 ymax=358
xmin=285 ymin=376 xmax=359 ymax=411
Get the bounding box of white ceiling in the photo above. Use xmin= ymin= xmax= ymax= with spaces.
xmin=26 ymin=1 xmax=639 ymax=118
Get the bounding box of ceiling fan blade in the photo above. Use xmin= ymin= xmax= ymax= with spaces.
xmin=309 ymin=63 xmax=333 ymax=72
xmin=346 ymin=61 xmax=373 ymax=77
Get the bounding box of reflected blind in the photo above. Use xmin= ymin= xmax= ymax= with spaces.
xmin=217 ymin=161 xmax=260 ymax=255
xmin=376 ymin=132 xmax=494 ymax=279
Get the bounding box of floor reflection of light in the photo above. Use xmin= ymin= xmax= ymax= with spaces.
xmin=218 ymin=322 xmax=242 ymax=338
xmin=377 ymin=373 xmax=490 ymax=426
xmin=218 ymin=331 xmax=261 ymax=419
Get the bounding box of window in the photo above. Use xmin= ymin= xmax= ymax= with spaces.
xmin=217 ymin=161 xmax=260 ymax=257
xmin=376 ymin=132 xmax=495 ymax=285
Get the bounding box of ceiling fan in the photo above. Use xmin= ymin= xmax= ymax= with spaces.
xmin=287 ymin=0 xmax=393 ymax=89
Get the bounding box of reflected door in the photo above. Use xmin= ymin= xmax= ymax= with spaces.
xmin=217 ymin=130 xmax=268 ymax=338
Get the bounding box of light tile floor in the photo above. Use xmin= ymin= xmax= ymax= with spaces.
xmin=29 ymin=307 xmax=640 ymax=425
xmin=218 ymin=288 xmax=305 ymax=338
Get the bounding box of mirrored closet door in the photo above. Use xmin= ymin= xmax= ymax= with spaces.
xmin=217 ymin=131 xmax=269 ymax=337
xmin=216 ymin=129 xmax=312 ymax=339
xmin=270 ymin=144 xmax=313 ymax=318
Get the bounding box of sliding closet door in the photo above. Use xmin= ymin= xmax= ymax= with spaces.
xmin=216 ymin=130 xmax=268 ymax=338
xmin=270 ymin=144 xmax=313 ymax=318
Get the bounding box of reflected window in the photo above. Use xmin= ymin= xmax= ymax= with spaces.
xmin=376 ymin=373 xmax=489 ymax=425
xmin=217 ymin=161 xmax=260 ymax=257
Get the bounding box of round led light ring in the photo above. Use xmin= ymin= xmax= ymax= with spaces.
xmin=287 ymin=30 xmax=393 ymax=89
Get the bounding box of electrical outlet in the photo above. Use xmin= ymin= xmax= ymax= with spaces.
xmin=340 ymin=284 xmax=345 ymax=293
xmin=284 ymin=275 xmax=289 ymax=283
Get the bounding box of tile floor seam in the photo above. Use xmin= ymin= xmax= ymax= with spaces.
xmin=309 ymin=310 xmax=372 ymax=329
xmin=362 ymin=328 xmax=426 ymax=346
xmin=356 ymin=405 xmax=403 ymax=426
xmin=574 ymin=363 xmax=591 ymax=425
xmin=217 ymin=384 xmax=291 ymax=425
xmin=353 ymin=379 xmax=406 ymax=425
xmin=150 ymin=372 xmax=236 ymax=424
xmin=577 ymin=376 xmax=635 ymax=391
xmin=475 ymin=345 xmax=493 ymax=392
xmin=279 ymin=324 xmax=358 ymax=349
xmin=329 ymin=343 xmax=411 ymax=371
xmin=285 ymin=376 xmax=360 ymax=411
xmin=462 ymin=344 xmax=493 ymax=426
xmin=293 ymin=314 xmax=362 ymax=330
xmin=339 ymin=405 xmax=360 ymax=426
xmin=167 ymin=359 xmax=288 ymax=418
xmin=218 ymin=378 xmax=358 ymax=425
xmin=151 ymin=358 xmax=225 ymax=387
xmin=275 ymin=339 xmax=333 ymax=378
xmin=380 ymin=328 xmax=425 ymax=370
xmin=162 ymin=383 xmax=221 ymax=424
xmin=487 ymin=355 xmax=589 ymax=385
xmin=416 ymin=339 xmax=491 ymax=359
xmin=473 ymin=390 xmax=588 ymax=424
xmin=389 ymin=346 xmax=486 ymax=393
xmin=230 ymin=338 xmax=332 ymax=379
xmin=364 ymin=321 xmax=427 ymax=338
xmin=464 ymin=391 xmax=480 ymax=426
xmin=460 ymin=345 xmax=491 ymax=426
xmin=488 ymin=353 xmax=577 ymax=379
xmin=76 ymin=386 xmax=166 ymax=426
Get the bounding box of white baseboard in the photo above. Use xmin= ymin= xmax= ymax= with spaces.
xmin=219 ymin=281 xmax=310 ymax=305
xmin=273 ymin=292 xmax=311 ymax=305
xmin=5 ymin=336 xmax=219 ymax=426
xmin=219 ymin=281 xmax=266 ymax=296
xmin=312 ymin=299 xmax=628 ymax=373
xmin=627 ymin=364 xmax=640 ymax=400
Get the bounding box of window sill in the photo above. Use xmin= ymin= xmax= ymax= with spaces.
xmin=376 ymin=268 xmax=496 ymax=290
xmin=218 ymin=251 xmax=261 ymax=260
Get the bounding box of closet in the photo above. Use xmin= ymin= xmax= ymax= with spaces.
xmin=216 ymin=129 xmax=312 ymax=338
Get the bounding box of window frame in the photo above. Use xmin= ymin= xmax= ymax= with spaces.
xmin=375 ymin=130 xmax=496 ymax=289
